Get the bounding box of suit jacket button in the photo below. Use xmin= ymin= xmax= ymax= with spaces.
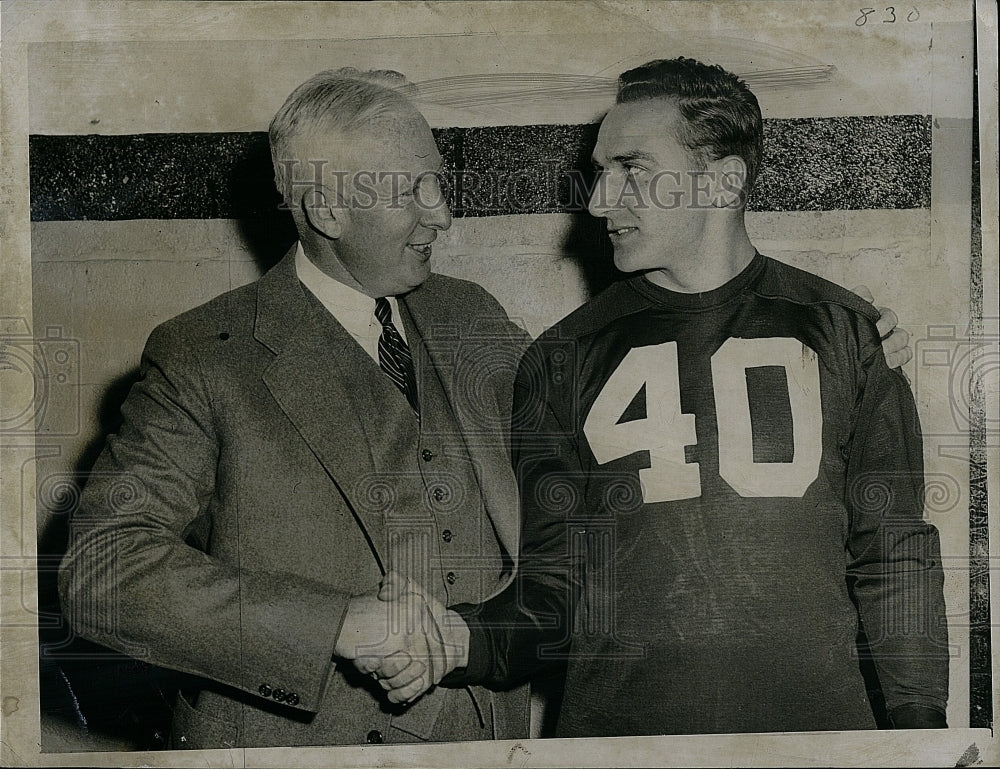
xmin=446 ymin=571 xmax=457 ymax=585
xmin=272 ymin=688 xmax=286 ymax=703
xmin=421 ymin=449 xmax=434 ymax=461
xmin=286 ymin=692 xmax=300 ymax=706
xmin=441 ymin=529 xmax=453 ymax=543
xmin=366 ymin=729 xmax=384 ymax=744
xmin=259 ymin=684 xmax=272 ymax=697
xmin=432 ymin=487 xmax=445 ymax=502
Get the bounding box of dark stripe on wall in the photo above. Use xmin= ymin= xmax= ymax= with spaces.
xmin=30 ymin=115 xmax=930 ymax=221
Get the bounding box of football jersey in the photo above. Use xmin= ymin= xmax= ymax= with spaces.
xmin=455 ymin=253 xmax=948 ymax=736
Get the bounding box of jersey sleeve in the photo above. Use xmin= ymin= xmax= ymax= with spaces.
xmin=844 ymin=326 xmax=949 ymax=719
xmin=448 ymin=337 xmax=584 ymax=688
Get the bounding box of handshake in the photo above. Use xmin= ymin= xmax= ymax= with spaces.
xmin=333 ymin=572 xmax=470 ymax=704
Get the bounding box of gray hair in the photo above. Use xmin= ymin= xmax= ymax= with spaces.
xmin=269 ymin=67 xmax=418 ymax=204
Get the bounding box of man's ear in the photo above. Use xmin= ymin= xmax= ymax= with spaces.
xmin=301 ymin=189 xmax=345 ymax=240
xmin=712 ymin=156 xmax=748 ymax=209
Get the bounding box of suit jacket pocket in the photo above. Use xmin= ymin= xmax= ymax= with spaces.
xmin=169 ymin=689 xmax=240 ymax=749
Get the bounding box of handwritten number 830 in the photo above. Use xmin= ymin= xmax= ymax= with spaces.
xmin=857 ymin=7 xmax=920 ymax=25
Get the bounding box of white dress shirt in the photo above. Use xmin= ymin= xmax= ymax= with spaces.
xmin=294 ymin=243 xmax=408 ymax=364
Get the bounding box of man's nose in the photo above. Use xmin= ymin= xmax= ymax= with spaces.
xmin=587 ymin=170 xmax=617 ymax=218
xmin=421 ymin=193 xmax=452 ymax=231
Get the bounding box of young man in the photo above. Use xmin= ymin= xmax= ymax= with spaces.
xmin=376 ymin=58 xmax=949 ymax=736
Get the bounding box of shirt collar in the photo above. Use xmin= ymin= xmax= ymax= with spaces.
xmin=293 ymin=242 xmax=406 ymax=345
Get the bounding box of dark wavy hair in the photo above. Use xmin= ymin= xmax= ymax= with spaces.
xmin=617 ymin=57 xmax=764 ymax=195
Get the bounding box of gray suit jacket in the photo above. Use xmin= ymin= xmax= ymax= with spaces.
xmin=59 ymin=250 xmax=531 ymax=747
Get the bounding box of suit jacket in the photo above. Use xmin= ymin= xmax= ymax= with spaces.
xmin=58 ymin=250 xmax=531 ymax=748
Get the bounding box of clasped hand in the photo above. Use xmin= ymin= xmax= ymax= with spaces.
xmin=334 ymin=572 xmax=468 ymax=704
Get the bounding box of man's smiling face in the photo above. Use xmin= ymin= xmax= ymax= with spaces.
xmin=324 ymin=106 xmax=452 ymax=298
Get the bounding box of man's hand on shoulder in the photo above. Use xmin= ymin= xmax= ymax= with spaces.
xmin=850 ymin=284 xmax=913 ymax=370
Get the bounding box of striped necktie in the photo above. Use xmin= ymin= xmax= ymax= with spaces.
xmin=374 ymin=297 xmax=419 ymax=415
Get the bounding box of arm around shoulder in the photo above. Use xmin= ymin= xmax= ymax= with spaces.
xmin=845 ymin=334 xmax=949 ymax=721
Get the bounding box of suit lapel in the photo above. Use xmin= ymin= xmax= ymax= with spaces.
xmin=255 ymin=250 xmax=387 ymax=567
xmin=400 ymin=280 xmax=521 ymax=577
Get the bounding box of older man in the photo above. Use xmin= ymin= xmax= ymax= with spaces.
xmin=377 ymin=58 xmax=948 ymax=737
xmin=59 ymin=68 xmax=529 ymax=748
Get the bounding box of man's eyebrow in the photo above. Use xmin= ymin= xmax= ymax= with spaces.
xmin=413 ymin=163 xmax=444 ymax=179
xmin=590 ymin=150 xmax=657 ymax=169
xmin=612 ymin=150 xmax=657 ymax=164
